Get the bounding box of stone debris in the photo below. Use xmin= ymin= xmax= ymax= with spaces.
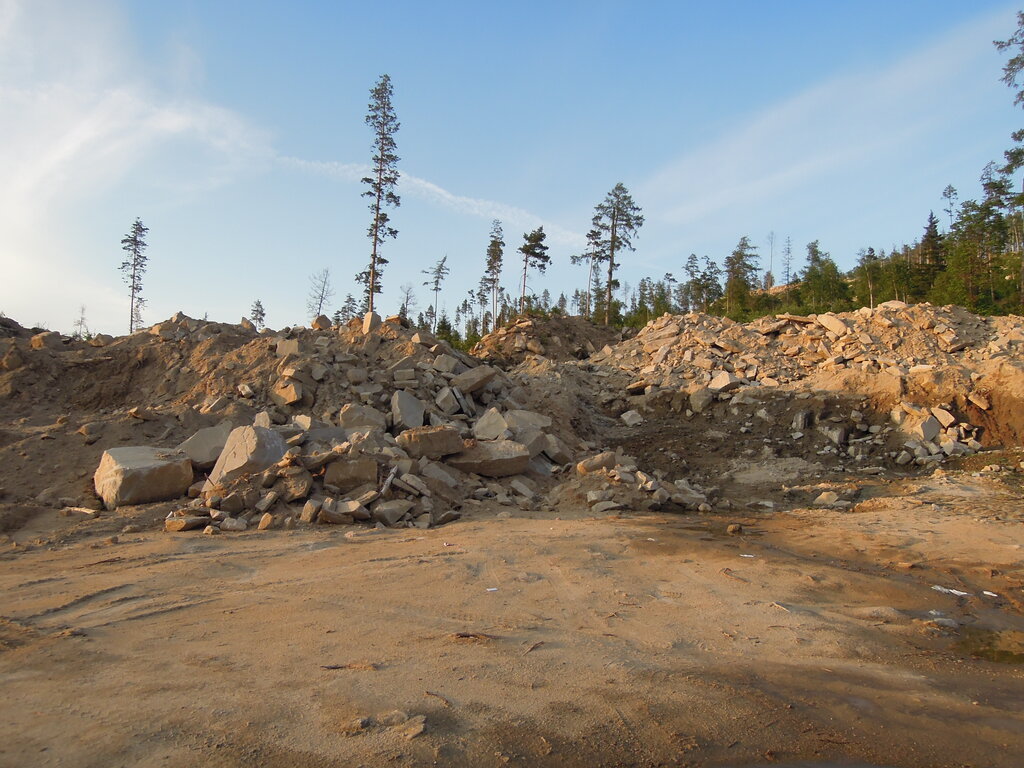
xmin=206 ymin=426 xmax=287 ymax=490
xmin=446 ymin=440 xmax=531 ymax=477
xmin=13 ymin=299 xmax=1011 ymax=538
xmin=395 ymin=425 xmax=464 ymax=459
xmin=177 ymin=422 xmax=233 ymax=470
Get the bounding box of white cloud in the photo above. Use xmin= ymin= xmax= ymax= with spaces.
xmin=0 ymin=0 xmax=272 ymax=333
xmin=640 ymin=7 xmax=1018 ymax=239
xmin=281 ymin=156 xmax=586 ymax=248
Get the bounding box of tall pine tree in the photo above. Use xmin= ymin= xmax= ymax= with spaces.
xmin=480 ymin=220 xmax=504 ymax=328
xmin=422 ymin=256 xmax=450 ymax=333
xmin=722 ymin=236 xmax=759 ymax=319
xmin=120 ymin=217 xmax=149 ymax=333
xmin=358 ymin=74 xmax=400 ymax=314
xmin=518 ymin=227 xmax=550 ymax=314
xmin=590 ymin=183 xmax=644 ymax=325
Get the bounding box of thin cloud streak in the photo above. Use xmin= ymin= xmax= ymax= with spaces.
xmin=281 ymin=156 xmax=586 ymax=248
xmin=640 ymin=7 xmax=1016 ymax=240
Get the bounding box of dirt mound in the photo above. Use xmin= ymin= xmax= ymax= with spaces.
xmin=589 ymin=301 xmax=1024 ymax=446
xmin=0 ymin=316 xmax=38 ymax=339
xmin=3 ymin=303 xmax=1024 ymax=766
xmin=0 ymin=311 xmax=585 ymax=534
xmin=471 ymin=314 xmax=620 ymax=364
xmin=2 ymin=299 xmax=1023 ymax=538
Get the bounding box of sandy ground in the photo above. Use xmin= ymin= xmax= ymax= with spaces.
xmin=2 ymin=475 xmax=1023 ymax=768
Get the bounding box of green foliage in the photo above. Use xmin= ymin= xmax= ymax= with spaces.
xmin=518 ymin=226 xmax=550 ymax=313
xmin=358 ymin=74 xmax=400 ymax=313
xmin=480 ymin=220 xmax=504 ymax=326
xmin=799 ymin=241 xmax=851 ymax=313
xmin=590 ymin=183 xmax=644 ymax=325
xmin=722 ymin=236 xmax=759 ymax=319
xmin=120 ymin=217 xmax=149 ymax=333
xmin=250 ymin=299 xmax=266 ymax=329
xmin=422 ymin=255 xmax=450 ymax=332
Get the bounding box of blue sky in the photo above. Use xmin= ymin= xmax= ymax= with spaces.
xmin=0 ymin=0 xmax=1021 ymax=334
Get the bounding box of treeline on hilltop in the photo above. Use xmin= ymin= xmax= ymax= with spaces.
xmin=381 ymin=163 xmax=1024 ymax=353
xmin=106 ymin=15 xmax=1024 ymax=350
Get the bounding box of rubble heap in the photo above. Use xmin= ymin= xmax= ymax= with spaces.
xmin=471 ymin=314 xmax=620 ymax=365
xmin=4 ymin=300 xmax=1024 ymax=535
xmin=3 ymin=310 xmax=582 ymax=532
xmin=579 ymin=301 xmax=1024 ymax=454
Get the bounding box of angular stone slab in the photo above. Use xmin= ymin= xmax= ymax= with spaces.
xmin=816 ymin=313 xmax=849 ymax=336
xmin=324 ymin=457 xmax=379 ymax=493
xmin=391 ymin=390 xmax=425 ymax=431
xmin=338 ymin=403 xmax=387 ymax=430
xmin=396 ymin=426 xmax=465 ymax=459
xmin=177 ymin=422 xmax=233 ymax=470
xmin=503 ymin=410 xmax=552 ymax=432
xmin=472 ymin=408 xmax=508 ymax=441
xmin=94 ymin=447 xmax=194 ymax=510
xmin=708 ymin=371 xmax=742 ymax=393
xmin=206 ymin=427 xmax=287 ymax=489
xmin=372 ymin=499 xmax=414 ymax=526
xmin=445 ymin=440 xmax=529 ymax=477
xmin=451 ymin=365 xmax=497 ymax=394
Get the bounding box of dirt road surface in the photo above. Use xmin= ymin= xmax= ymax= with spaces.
xmin=2 ymin=477 xmax=1022 ymax=768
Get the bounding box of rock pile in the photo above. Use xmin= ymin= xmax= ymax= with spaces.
xmin=82 ymin=312 xmax=582 ymax=532
xmin=471 ymin=314 xmax=619 ymax=365
xmin=6 ymin=300 xmax=1024 ymax=533
xmin=578 ymin=301 xmax=1024 ymax=463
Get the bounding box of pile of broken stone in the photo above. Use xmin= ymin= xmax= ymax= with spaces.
xmin=584 ymin=301 xmax=1002 ymax=468
xmin=591 ymin=300 xmax=1002 ymax=392
xmin=91 ymin=311 xmax=577 ymax=534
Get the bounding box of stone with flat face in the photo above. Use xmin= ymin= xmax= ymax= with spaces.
xmin=816 ymin=313 xmax=849 ymax=336
xmin=177 ymin=422 xmax=233 ymax=470
xmin=324 ymin=457 xmax=379 ymax=493
xmin=445 ymin=440 xmax=529 ymax=477
xmin=451 ymin=365 xmax=497 ymax=394
xmin=708 ymin=371 xmax=742 ymax=393
xmin=472 ymin=408 xmax=508 ymax=441
xmin=362 ymin=311 xmax=381 ymax=334
xmin=94 ymin=447 xmax=194 ymax=510
xmin=396 ymin=426 xmax=464 ymax=459
xmin=391 ymin=390 xmax=425 ymax=431
xmin=372 ymin=499 xmax=415 ymax=526
xmin=337 ymin=403 xmax=387 ymax=430
xmin=206 ymin=427 xmax=287 ymax=490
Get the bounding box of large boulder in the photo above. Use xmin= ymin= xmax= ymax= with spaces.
xmin=338 ymin=403 xmax=387 ymax=430
xmin=472 ymin=408 xmax=508 ymax=441
xmin=324 ymin=457 xmax=379 ymax=493
xmin=451 ymin=365 xmax=497 ymax=394
xmin=446 ymin=440 xmax=529 ymax=477
xmin=708 ymin=371 xmax=742 ymax=393
xmin=362 ymin=311 xmax=382 ymax=334
xmin=396 ymin=426 xmax=465 ymax=459
xmin=205 ymin=426 xmax=287 ymax=489
xmin=94 ymin=447 xmax=194 ymax=510
xmin=270 ymin=378 xmax=302 ymax=406
xmin=30 ymin=331 xmax=62 ymax=350
xmin=176 ymin=422 xmax=233 ymax=470
xmin=503 ymin=410 xmax=552 ymax=432
xmin=816 ymin=313 xmax=849 ymax=337
xmin=391 ymin=390 xmax=425 ymax=431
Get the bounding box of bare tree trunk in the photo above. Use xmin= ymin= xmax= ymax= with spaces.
xmin=585 ymin=257 xmax=594 ymax=319
xmin=520 ymin=255 xmax=528 ymax=315
xmin=604 ymin=210 xmax=618 ymax=325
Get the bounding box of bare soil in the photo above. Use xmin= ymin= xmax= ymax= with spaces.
xmin=2 ymin=465 xmax=1023 ymax=766
xmin=1 ymin=311 xmax=1023 ymax=767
